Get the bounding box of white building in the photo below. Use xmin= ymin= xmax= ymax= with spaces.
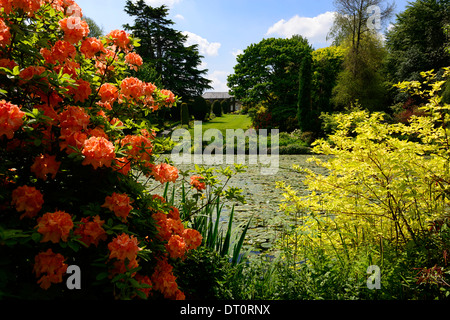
xmin=202 ymin=92 xmax=242 ymax=111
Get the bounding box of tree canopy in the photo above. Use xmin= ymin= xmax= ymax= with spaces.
xmin=385 ymin=0 xmax=450 ymax=82
xmin=227 ymin=35 xmax=312 ymax=130
xmin=123 ymin=0 xmax=212 ymax=99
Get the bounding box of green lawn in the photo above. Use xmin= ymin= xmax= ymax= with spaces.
xmin=187 ymin=114 xmax=252 ymax=136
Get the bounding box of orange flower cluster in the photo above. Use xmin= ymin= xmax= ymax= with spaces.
xmin=30 ymin=154 xmax=61 ymax=181
xmin=58 ymin=16 xmax=89 ymax=44
xmin=1 ymin=0 xmax=196 ymax=300
xmin=82 ymin=136 xmax=116 ymax=169
xmin=113 ymin=157 xmax=131 ymax=176
xmin=108 ymin=233 xmax=141 ymax=261
xmin=152 ymin=206 xmax=202 ymax=259
xmin=74 ymin=215 xmax=107 ymax=247
xmin=37 ymin=210 xmax=74 ymax=243
xmin=70 ymin=79 xmax=92 ymax=103
xmin=120 ymin=77 xmax=144 ymax=100
xmin=190 ymin=175 xmax=206 ymax=191
xmin=151 ymin=163 xmax=179 ymax=184
xmin=182 ymin=228 xmax=203 ymax=251
xmin=11 ymin=185 xmax=44 ymax=219
xmin=59 ymin=105 xmax=90 ymax=154
xmin=99 ymin=83 xmax=119 ymax=104
xmin=19 ymin=65 xmax=45 ymax=82
xmin=33 ymin=249 xmax=68 ymax=290
xmin=119 ymin=133 xmax=153 ymax=163
xmin=0 ymin=58 xmax=17 ymax=71
xmin=41 ymin=40 xmax=76 ymax=64
xmin=59 ymin=105 xmax=90 ymax=131
xmin=80 ymin=37 xmax=105 ymax=59
xmin=102 ymin=192 xmax=133 ymax=222
xmin=106 ymin=29 xmax=131 ymax=51
xmin=0 ymin=0 xmax=13 ymax=14
xmin=108 ymin=233 xmax=141 ymax=276
xmin=125 ymin=52 xmax=143 ymax=71
xmin=0 ymin=100 xmax=25 ymax=139
xmin=134 ymin=274 xmax=153 ymax=299
xmin=119 ymin=77 xmax=160 ymax=109
xmin=0 ymin=18 xmax=11 ymax=47
xmin=151 ymin=257 xmax=185 ymax=300
xmin=160 ymin=89 xmax=176 ymax=107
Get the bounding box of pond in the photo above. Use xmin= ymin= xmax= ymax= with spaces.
xmin=143 ymin=154 xmax=330 ymax=255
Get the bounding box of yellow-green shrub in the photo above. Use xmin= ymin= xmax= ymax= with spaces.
xmin=278 ymin=68 xmax=450 ymax=265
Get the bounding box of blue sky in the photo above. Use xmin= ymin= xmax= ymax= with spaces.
xmin=76 ymin=0 xmax=411 ymax=92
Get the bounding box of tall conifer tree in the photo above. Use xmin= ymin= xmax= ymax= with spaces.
xmin=123 ymin=0 xmax=212 ymax=99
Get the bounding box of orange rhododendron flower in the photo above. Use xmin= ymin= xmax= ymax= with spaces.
xmin=82 ymin=136 xmax=116 ymax=169
xmin=144 ymin=82 xmax=157 ymax=96
xmin=110 ymin=257 xmax=139 ymax=277
xmin=54 ymin=60 xmax=80 ymax=78
xmin=11 ymin=185 xmax=44 ymax=219
xmin=0 ymin=100 xmax=25 ymax=139
xmin=102 ymin=192 xmax=133 ymax=222
xmin=190 ymin=175 xmax=206 ymax=191
xmin=33 ymin=249 xmax=68 ymax=290
xmin=59 ymin=105 xmax=90 ymax=131
xmin=160 ymin=89 xmax=176 ymax=106
xmin=151 ymin=257 xmax=184 ymax=300
xmin=166 ymin=235 xmax=187 ymax=259
xmin=98 ymin=83 xmax=119 ymax=103
xmin=167 ymin=217 xmax=185 ymax=236
xmin=167 ymin=206 xmax=180 ymax=220
xmin=152 ymin=211 xmax=172 ymax=241
xmin=0 ymin=0 xmax=12 ymax=14
xmin=118 ymin=134 xmax=153 ymax=162
xmin=108 ymin=233 xmax=141 ymax=262
xmin=19 ymin=65 xmax=45 ymax=82
xmin=59 ymin=128 xmax=87 ymax=154
xmin=107 ymin=29 xmax=130 ymax=50
xmin=88 ymin=127 xmax=108 ymax=139
xmin=80 ymin=37 xmax=105 ymax=59
xmin=30 ymin=154 xmax=61 ymax=181
xmin=74 ymin=215 xmax=107 ymax=247
xmin=120 ymin=77 xmax=144 ymax=99
xmin=35 ymin=104 xmax=59 ymax=125
xmin=71 ymin=79 xmax=92 ymax=103
xmin=125 ymin=52 xmax=143 ymax=71
xmin=134 ymin=274 xmax=153 ymax=298
xmin=113 ymin=157 xmax=131 ymax=176
xmin=10 ymin=0 xmax=42 ymax=15
xmin=0 ymin=18 xmax=11 ymax=47
xmin=0 ymin=58 xmax=18 ymax=71
xmin=58 ymin=16 xmax=89 ymax=44
xmin=51 ymin=40 xmax=77 ymax=63
xmin=182 ymin=228 xmax=203 ymax=250
xmin=151 ymin=163 xmax=179 ymax=184
xmin=37 ymin=210 xmax=74 ymax=243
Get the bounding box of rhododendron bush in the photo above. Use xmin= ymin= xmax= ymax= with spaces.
xmin=0 ymin=0 xmax=202 ymax=300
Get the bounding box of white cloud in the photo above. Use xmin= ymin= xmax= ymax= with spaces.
xmin=174 ymin=14 xmax=184 ymax=20
xmin=182 ymin=31 xmax=221 ymax=57
xmin=266 ymin=11 xmax=335 ymax=47
xmin=232 ymin=49 xmax=243 ymax=58
xmin=207 ymin=71 xmax=229 ymax=92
